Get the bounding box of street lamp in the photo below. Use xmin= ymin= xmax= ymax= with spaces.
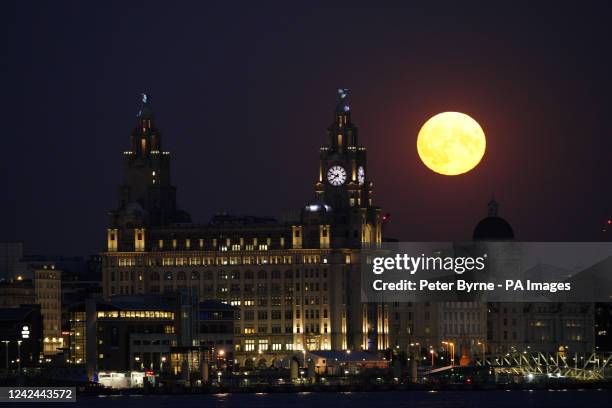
xmin=477 ymin=341 xmax=485 ymax=364
xmin=442 ymin=341 xmax=455 ymax=366
xmin=302 ymin=349 xmax=306 ymax=368
xmin=442 ymin=341 xmax=454 ymax=366
xmin=17 ymin=341 xmax=22 ymax=374
xmin=430 ymin=349 xmax=435 ymax=367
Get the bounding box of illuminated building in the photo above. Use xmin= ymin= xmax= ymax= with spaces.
xmin=101 ymin=90 xmax=383 ymax=366
xmin=68 ymin=294 xmax=236 ymax=378
xmin=35 ymin=265 xmax=63 ymax=355
xmin=69 ymin=296 xmax=177 ymax=371
xmin=0 ymin=266 xmax=64 ymax=357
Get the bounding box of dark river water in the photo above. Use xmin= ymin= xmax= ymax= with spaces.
xmin=65 ymin=389 xmax=612 ymax=408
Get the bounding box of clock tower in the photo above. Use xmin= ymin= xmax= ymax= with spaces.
xmin=315 ymin=89 xmax=373 ymax=210
xmin=306 ymin=89 xmax=381 ymax=248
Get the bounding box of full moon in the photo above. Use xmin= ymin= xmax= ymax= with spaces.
xmin=417 ymin=112 xmax=486 ymax=176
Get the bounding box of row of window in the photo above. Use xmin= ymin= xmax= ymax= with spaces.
xmin=96 ymin=310 xmax=175 ymax=319
xmin=156 ymin=238 xmax=285 ymax=252
xmin=110 ymin=269 xmax=328 ymax=281
xmin=243 ymin=309 xmax=328 ymax=321
xmin=242 ymin=322 xmax=330 ymax=335
xmin=242 ymin=339 xmax=293 ymax=352
xmin=110 ymin=254 xmax=334 ymax=267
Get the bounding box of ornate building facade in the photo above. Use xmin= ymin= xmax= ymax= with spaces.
xmin=101 ymin=91 xmax=383 ymax=365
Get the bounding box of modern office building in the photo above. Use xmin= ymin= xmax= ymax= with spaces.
xmin=69 ymin=295 xmax=178 ymax=373
xmin=68 ymin=294 xmax=235 ymax=379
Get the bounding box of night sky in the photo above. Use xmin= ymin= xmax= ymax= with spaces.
xmin=3 ymin=1 xmax=612 ymax=257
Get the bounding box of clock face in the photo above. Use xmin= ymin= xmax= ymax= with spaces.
xmin=357 ymin=166 xmax=365 ymax=185
xmin=327 ymin=165 xmax=347 ymax=186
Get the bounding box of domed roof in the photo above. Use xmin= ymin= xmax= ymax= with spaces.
xmin=473 ymin=216 xmax=514 ymax=240
xmin=472 ymin=199 xmax=514 ymax=241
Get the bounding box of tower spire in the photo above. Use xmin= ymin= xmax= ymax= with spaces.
xmin=488 ymin=198 xmax=499 ymax=217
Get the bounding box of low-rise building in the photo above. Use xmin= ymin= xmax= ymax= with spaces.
xmin=69 ymin=295 xmax=178 ymax=373
xmin=68 ymin=294 xmax=236 ymax=379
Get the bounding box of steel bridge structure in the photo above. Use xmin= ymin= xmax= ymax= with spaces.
xmin=476 ymin=352 xmax=612 ymax=380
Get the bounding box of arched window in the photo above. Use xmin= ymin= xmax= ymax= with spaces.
xmin=257 ymin=270 xmax=267 ymax=280
xmin=191 ymin=271 xmax=200 ymax=280
xmin=177 ymin=271 xmax=186 ymax=280
xmin=150 ymin=272 xmax=160 ymax=281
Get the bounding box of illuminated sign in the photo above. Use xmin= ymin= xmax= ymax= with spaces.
xmin=21 ymin=325 xmax=30 ymax=339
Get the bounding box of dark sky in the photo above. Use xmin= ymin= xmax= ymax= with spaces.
xmin=2 ymin=1 xmax=612 ymax=256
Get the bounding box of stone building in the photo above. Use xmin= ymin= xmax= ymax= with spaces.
xmin=34 ymin=265 xmax=62 ymax=355
xmin=101 ymin=90 xmax=383 ymax=366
